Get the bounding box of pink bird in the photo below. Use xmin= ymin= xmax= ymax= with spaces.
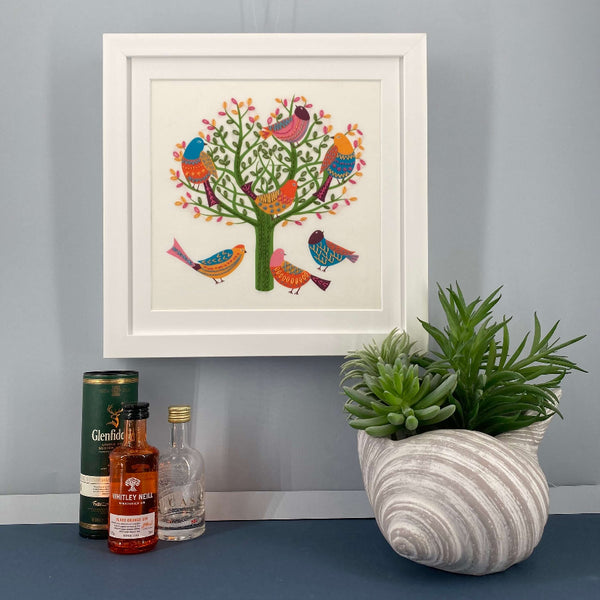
xmin=260 ymin=106 xmax=310 ymax=144
xmin=269 ymin=248 xmax=330 ymax=295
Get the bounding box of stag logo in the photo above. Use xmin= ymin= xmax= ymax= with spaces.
xmin=106 ymin=405 xmax=123 ymax=428
xmin=125 ymin=477 xmax=141 ymax=492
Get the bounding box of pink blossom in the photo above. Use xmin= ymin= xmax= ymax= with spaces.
xmin=182 ymin=201 xmax=188 ymax=209
xmin=356 ymin=164 xmax=361 ymax=171
xmin=295 ymin=221 xmax=302 ymax=226
xmin=218 ymin=111 xmax=226 ymax=116
xmin=306 ymin=104 xmax=313 ymax=108
xmin=173 ymin=152 xmax=180 ymax=158
xmin=283 ymin=99 xmax=288 ymax=107
xmin=176 ymin=182 xmax=183 ymax=188
xmin=316 ymin=213 xmax=322 ymax=219
xmin=194 ymin=207 xmax=200 ymax=213
xmin=344 ymin=199 xmax=350 ymax=205
xmin=360 ymin=159 xmax=366 ymax=166
xmin=202 ymin=119 xmax=210 ymax=124
xmin=248 ymin=106 xmax=255 ymax=111
xmin=331 ymin=203 xmax=339 ymax=210
xmin=206 ymin=135 xmax=211 ymax=142
xmin=275 ymin=108 xmax=280 ymax=115
xmin=294 ymin=97 xmax=300 ymax=102
xmin=349 ymin=179 xmax=356 ymax=184
xmin=353 ymin=140 xmax=358 ymax=148
xmin=267 ymin=117 xmax=273 ymax=125
xmin=181 ymin=142 xmax=186 ymax=149
xmin=231 ymin=98 xmax=238 ymax=105
xmin=186 ymin=192 xmax=191 ymax=199
xmin=347 ymin=123 xmax=352 ymax=131
xmin=217 ymin=216 xmax=223 ymax=222
xmin=357 ymin=129 xmax=363 ymax=135
xmin=323 ymin=126 xmax=328 ymax=134
xmin=319 ymin=109 xmax=324 ymax=118
xmin=207 ymin=125 xmax=215 ymax=131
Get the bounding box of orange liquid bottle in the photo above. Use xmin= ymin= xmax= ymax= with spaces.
xmin=108 ymin=402 xmax=159 ymax=554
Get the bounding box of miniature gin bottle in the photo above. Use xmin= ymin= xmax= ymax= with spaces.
xmin=158 ymin=405 xmax=206 ymax=541
xmin=108 ymin=402 xmax=159 ymax=554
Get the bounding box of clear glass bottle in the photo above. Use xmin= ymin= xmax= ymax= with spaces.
xmin=108 ymin=402 xmax=159 ymax=554
xmin=158 ymin=405 xmax=206 ymax=541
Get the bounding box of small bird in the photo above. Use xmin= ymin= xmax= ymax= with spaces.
xmin=241 ymin=179 xmax=297 ymax=216
xmin=182 ymin=137 xmax=220 ymax=207
xmin=313 ymin=132 xmax=356 ymax=202
xmin=270 ymin=248 xmax=330 ymax=294
xmin=167 ymin=238 xmax=246 ymax=284
xmin=260 ymin=106 xmax=310 ymax=143
xmin=308 ymin=230 xmax=359 ymax=271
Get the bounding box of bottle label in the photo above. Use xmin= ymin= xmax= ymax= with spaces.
xmin=80 ymin=474 xmax=110 ymax=498
xmin=109 ymin=513 xmax=155 ymax=539
xmin=109 ymin=470 xmax=158 ymax=540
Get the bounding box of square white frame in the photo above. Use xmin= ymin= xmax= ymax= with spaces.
xmin=103 ymin=33 xmax=428 ymax=357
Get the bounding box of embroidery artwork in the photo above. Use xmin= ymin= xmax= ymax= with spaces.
xmin=151 ymin=80 xmax=381 ymax=311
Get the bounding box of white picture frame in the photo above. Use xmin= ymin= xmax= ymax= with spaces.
xmin=103 ymin=33 xmax=428 ymax=357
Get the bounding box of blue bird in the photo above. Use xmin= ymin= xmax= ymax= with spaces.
xmin=182 ymin=137 xmax=220 ymax=206
xmin=308 ymin=230 xmax=359 ymax=271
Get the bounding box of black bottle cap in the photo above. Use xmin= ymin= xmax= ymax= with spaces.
xmin=122 ymin=402 xmax=149 ymax=420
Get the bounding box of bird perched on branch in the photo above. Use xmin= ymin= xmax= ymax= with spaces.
xmin=260 ymin=106 xmax=310 ymax=143
xmin=313 ymin=133 xmax=356 ymax=202
xmin=270 ymin=248 xmax=330 ymax=294
xmin=182 ymin=137 xmax=221 ymax=207
xmin=167 ymin=239 xmax=246 ymax=284
xmin=241 ymin=179 xmax=297 ymax=216
xmin=308 ymin=230 xmax=359 ymax=271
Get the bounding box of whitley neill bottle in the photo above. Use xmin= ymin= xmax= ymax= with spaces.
xmin=108 ymin=402 xmax=159 ymax=554
xmin=79 ymin=371 xmax=138 ymax=538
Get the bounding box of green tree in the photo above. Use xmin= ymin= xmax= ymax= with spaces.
xmin=170 ymin=95 xmax=366 ymax=291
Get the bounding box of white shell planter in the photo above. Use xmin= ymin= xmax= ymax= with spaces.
xmin=358 ymin=397 xmax=559 ymax=576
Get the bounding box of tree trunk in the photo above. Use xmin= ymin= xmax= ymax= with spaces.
xmin=254 ymin=212 xmax=275 ymax=291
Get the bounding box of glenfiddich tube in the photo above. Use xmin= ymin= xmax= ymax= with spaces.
xmin=79 ymin=371 xmax=139 ymax=538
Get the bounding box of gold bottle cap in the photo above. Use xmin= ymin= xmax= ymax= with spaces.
xmin=168 ymin=405 xmax=191 ymax=423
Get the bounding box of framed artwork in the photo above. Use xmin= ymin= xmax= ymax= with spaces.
xmin=103 ymin=33 xmax=428 ymax=357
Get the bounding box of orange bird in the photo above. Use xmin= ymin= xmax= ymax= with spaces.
xmin=270 ymin=248 xmax=330 ymax=294
xmin=167 ymin=239 xmax=246 ymax=284
xmin=241 ymin=180 xmax=297 ymax=216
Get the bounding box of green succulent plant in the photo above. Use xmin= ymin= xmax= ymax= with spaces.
xmin=340 ymin=285 xmax=586 ymax=440
xmin=414 ymin=283 xmax=586 ymax=435
xmin=341 ymin=330 xmax=458 ymax=437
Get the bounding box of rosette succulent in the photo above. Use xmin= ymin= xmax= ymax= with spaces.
xmin=341 ymin=330 xmax=458 ymax=438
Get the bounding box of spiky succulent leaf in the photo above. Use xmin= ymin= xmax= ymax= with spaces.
xmin=417 ymin=283 xmax=585 ymax=435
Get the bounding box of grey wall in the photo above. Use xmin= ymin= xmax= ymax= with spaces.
xmin=2 ymin=0 xmax=598 ymax=495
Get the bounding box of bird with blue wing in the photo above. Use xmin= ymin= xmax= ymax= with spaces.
xmin=308 ymin=230 xmax=359 ymax=271
xmin=182 ymin=137 xmax=221 ymax=207
xmin=167 ymin=239 xmax=246 ymax=284
xmin=313 ymin=132 xmax=356 ymax=203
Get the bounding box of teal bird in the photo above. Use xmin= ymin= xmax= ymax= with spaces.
xmin=308 ymin=230 xmax=359 ymax=271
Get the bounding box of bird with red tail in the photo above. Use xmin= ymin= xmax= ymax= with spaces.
xmin=270 ymin=248 xmax=330 ymax=295
xmin=167 ymin=238 xmax=246 ymax=284
xmin=313 ymin=132 xmax=356 ymax=203
xmin=241 ymin=179 xmax=297 ymax=216
xmin=260 ymin=106 xmax=310 ymax=143
xmin=308 ymin=230 xmax=359 ymax=271
xmin=181 ymin=137 xmax=221 ymax=207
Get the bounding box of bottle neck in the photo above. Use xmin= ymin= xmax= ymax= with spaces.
xmin=123 ymin=419 xmax=148 ymax=447
xmin=169 ymin=421 xmax=190 ymax=449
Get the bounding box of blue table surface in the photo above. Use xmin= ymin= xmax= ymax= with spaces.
xmin=1 ymin=515 xmax=598 ymax=599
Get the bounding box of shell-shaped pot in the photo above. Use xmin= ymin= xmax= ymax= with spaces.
xmin=358 ymin=401 xmax=558 ymax=576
